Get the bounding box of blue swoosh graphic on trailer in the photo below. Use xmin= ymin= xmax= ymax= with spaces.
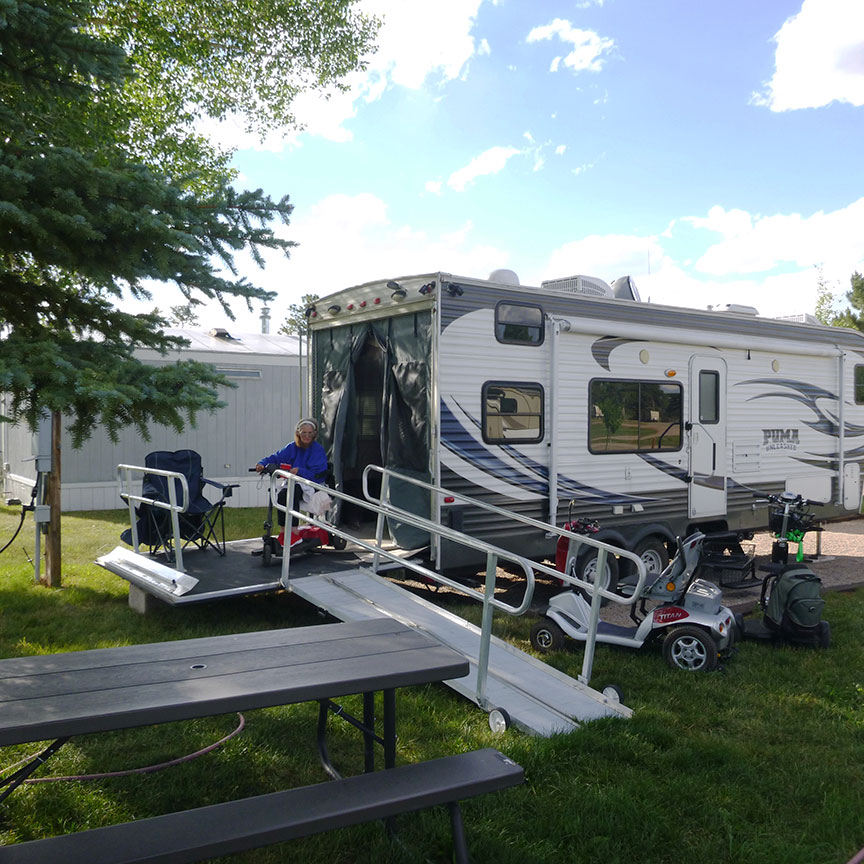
xmin=440 ymin=400 xmax=548 ymax=494
xmin=442 ymin=399 xmax=658 ymax=505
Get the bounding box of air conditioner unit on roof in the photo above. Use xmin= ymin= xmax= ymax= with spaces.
xmin=540 ymin=275 xmax=613 ymax=298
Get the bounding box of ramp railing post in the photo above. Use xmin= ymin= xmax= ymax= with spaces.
xmin=280 ymin=473 xmax=295 ymax=587
xmin=121 ymin=466 xmax=140 ymax=553
xmin=164 ymin=473 xmax=185 ymax=573
xmin=372 ymin=470 xmax=390 ymax=573
xmin=579 ymin=546 xmax=607 ymax=685
xmin=475 ymin=551 xmax=498 ymax=710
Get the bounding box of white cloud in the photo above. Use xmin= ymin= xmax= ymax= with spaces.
xmin=446 ymin=145 xmax=524 ymax=191
xmin=478 ymin=37 xmax=491 ymax=56
xmin=193 ymin=193 xmax=512 ymax=332
xmin=754 ymin=0 xmax=864 ymax=110
xmin=425 ymin=180 xmax=443 ymax=195
xmin=527 ymin=18 xmax=615 ymax=74
xmin=689 ymin=198 xmax=864 ymax=278
xmin=541 ymin=198 xmax=864 ymax=318
xmin=555 ymin=144 xmax=567 ymax=155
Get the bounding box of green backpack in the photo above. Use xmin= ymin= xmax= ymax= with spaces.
xmin=764 ymin=565 xmax=825 ymax=634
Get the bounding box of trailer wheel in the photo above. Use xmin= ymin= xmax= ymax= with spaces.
xmin=530 ymin=618 xmax=566 ymax=653
xmin=662 ymin=626 xmax=718 ymax=672
xmin=633 ymin=537 xmax=669 ymax=576
xmin=571 ymin=551 xmax=619 ymax=605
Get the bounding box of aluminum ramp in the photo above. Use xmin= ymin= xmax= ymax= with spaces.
xmin=288 ymin=567 xmax=632 ymax=736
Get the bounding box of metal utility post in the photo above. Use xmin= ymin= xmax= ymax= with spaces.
xmin=43 ymin=411 xmax=62 ymax=587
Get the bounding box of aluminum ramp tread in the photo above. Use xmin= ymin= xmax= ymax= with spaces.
xmin=288 ymin=567 xmax=631 ymax=736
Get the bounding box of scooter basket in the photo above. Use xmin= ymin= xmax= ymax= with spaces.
xmin=768 ymin=506 xmax=814 ymax=535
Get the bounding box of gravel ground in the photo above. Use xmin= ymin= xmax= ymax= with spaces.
xmin=725 ymin=516 xmax=864 ymax=612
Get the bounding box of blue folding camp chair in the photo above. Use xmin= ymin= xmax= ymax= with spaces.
xmin=121 ymin=450 xmax=239 ymax=561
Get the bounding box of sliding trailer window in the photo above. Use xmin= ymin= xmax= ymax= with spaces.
xmin=483 ymin=382 xmax=544 ymax=444
xmin=589 ymin=379 xmax=682 ymax=453
xmin=495 ymin=302 xmax=544 ymax=345
xmin=855 ymin=366 xmax=864 ymax=404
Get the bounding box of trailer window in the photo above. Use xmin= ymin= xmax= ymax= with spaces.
xmin=856 ymin=366 xmax=864 ymax=404
xmin=495 ymin=303 xmax=544 ymax=345
xmin=589 ymin=380 xmax=682 ymax=453
xmin=699 ymin=370 xmax=720 ymax=424
xmin=483 ymin=382 xmax=544 ymax=443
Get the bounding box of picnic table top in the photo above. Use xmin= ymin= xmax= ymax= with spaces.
xmin=0 ymin=618 xmax=469 ymax=747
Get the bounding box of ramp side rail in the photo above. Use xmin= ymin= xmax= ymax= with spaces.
xmin=117 ymin=464 xmax=190 ymax=573
xmin=361 ymin=465 xmax=647 ymax=686
xmin=271 ymin=467 xmax=645 ymax=694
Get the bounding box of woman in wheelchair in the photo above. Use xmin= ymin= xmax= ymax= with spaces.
xmin=256 ymin=419 xmax=328 ymax=546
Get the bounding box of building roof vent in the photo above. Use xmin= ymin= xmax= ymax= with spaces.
xmin=540 ymin=275 xmax=613 ymax=298
xmin=209 ymin=327 xmax=235 ymax=340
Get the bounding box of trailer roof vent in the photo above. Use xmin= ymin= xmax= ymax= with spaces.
xmin=710 ymin=304 xmax=759 ymax=316
xmin=489 ymin=268 xmax=520 ymax=286
xmin=208 ymin=327 xmax=236 ymax=340
xmin=540 ymin=275 xmax=613 ymax=298
xmin=774 ymin=312 xmax=820 ymax=325
xmin=611 ymin=275 xmax=641 ymax=302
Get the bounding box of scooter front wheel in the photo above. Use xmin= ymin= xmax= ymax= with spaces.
xmin=530 ymin=618 xmax=566 ymax=653
xmin=662 ymin=626 xmax=718 ymax=672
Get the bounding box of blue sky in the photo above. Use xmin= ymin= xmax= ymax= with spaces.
xmin=184 ymin=0 xmax=864 ymax=333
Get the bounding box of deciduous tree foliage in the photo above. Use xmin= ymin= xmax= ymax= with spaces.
xmin=87 ymin=0 xmax=378 ymax=184
xmin=827 ymin=272 xmax=864 ymax=331
xmin=0 ymin=0 xmax=375 ymax=445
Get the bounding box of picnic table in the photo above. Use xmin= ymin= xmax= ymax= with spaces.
xmin=0 ymin=618 xmax=523 ymax=863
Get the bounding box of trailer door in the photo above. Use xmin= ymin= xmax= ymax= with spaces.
xmin=687 ymin=356 xmax=727 ymax=520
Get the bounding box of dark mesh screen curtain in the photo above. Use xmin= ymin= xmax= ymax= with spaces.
xmin=313 ymin=311 xmax=432 ymax=547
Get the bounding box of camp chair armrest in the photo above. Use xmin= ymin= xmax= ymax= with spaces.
xmin=203 ymin=479 xmax=240 ymax=499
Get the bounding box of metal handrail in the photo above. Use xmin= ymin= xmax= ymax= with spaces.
xmin=361 ymin=466 xmax=648 ymax=685
xmin=273 ymin=465 xmax=646 ymax=692
xmin=361 ymin=464 xmax=648 ymax=600
xmin=270 ymin=472 xmax=536 ymax=614
xmin=117 ymin=464 xmax=190 ymax=573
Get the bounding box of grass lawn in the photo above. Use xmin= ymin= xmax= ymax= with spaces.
xmin=1 ymin=505 xmax=863 ymax=863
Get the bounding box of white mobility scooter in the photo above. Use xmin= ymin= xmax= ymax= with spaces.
xmin=530 ymin=524 xmax=738 ymax=672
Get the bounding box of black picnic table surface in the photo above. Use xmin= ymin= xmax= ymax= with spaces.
xmin=0 ymin=618 xmax=469 ymax=787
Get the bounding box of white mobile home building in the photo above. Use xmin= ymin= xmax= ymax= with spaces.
xmin=1 ymin=328 xmax=306 ymax=511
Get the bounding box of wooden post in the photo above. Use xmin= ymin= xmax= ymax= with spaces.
xmin=43 ymin=410 xmax=62 ymax=587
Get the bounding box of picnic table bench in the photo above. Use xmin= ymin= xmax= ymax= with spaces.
xmin=0 ymin=618 xmax=523 ymax=863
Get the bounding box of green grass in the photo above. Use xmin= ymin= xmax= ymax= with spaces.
xmin=1 ymin=506 xmax=864 ymax=863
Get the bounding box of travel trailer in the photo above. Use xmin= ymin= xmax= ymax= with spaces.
xmin=308 ymin=270 xmax=864 ymax=579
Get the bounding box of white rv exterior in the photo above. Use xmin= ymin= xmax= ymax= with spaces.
xmin=309 ymin=272 xmax=864 ymax=572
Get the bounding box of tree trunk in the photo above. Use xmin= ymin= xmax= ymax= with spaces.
xmin=44 ymin=410 xmax=62 ymax=587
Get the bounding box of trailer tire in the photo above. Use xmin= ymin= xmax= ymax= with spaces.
xmin=571 ymin=551 xmax=619 ymax=605
xmin=633 ymin=537 xmax=669 ymax=576
xmin=662 ymin=626 xmax=718 ymax=672
xmin=530 ymin=618 xmax=566 ymax=653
